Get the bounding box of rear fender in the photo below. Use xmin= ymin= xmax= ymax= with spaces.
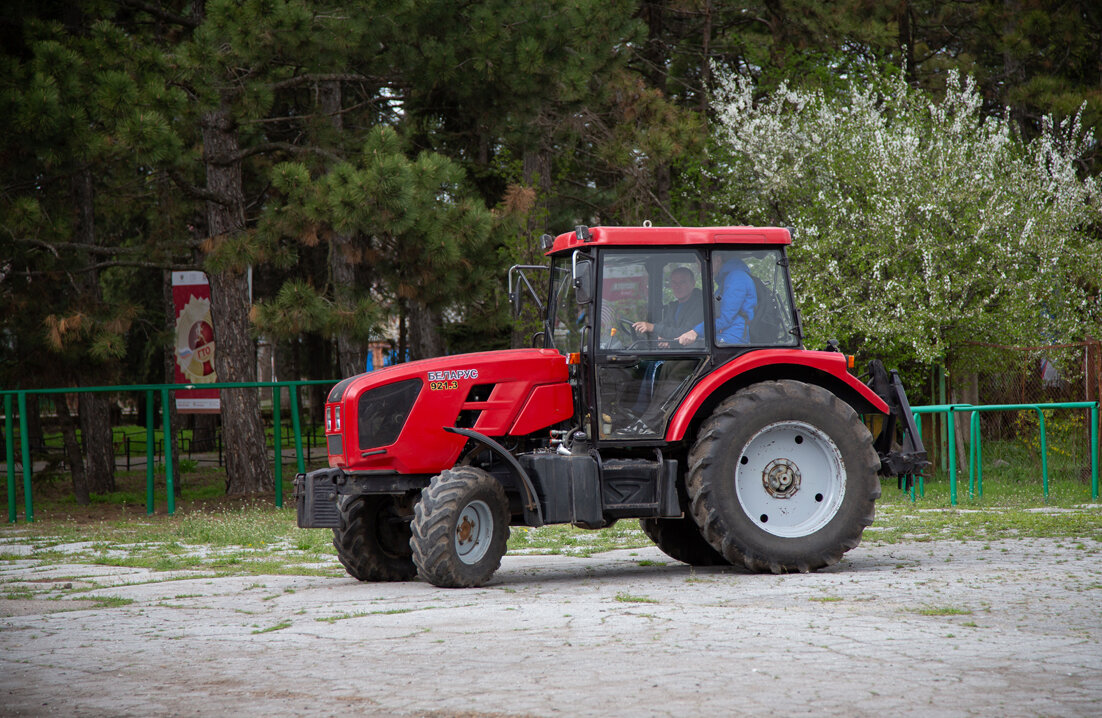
xmin=665 ymin=349 xmax=889 ymax=442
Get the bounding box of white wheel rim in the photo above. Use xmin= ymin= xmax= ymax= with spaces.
xmin=455 ymin=500 xmax=494 ymax=565
xmin=734 ymin=421 xmax=846 ymax=538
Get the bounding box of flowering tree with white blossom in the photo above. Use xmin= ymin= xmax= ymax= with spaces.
xmin=705 ymin=67 xmax=1102 ymax=370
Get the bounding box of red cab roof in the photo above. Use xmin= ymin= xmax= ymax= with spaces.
xmin=547 ymin=225 xmax=792 ymax=255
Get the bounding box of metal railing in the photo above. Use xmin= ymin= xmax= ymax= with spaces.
xmin=5 ymin=387 xmax=1099 ymax=522
xmin=911 ymin=402 xmax=1099 ymax=505
xmin=3 ymin=380 xmax=334 ymax=523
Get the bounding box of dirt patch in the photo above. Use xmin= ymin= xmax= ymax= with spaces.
xmin=0 ymin=598 xmax=101 ymax=618
xmin=2 ymin=538 xmax=1100 ymax=717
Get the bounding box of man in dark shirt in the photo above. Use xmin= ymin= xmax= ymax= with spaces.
xmin=633 ymin=266 xmax=704 ymax=344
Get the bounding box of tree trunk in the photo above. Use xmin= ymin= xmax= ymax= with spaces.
xmin=201 ymin=106 xmax=271 ymax=495
xmin=25 ymin=395 xmax=43 ymax=462
xmin=320 ymin=80 xmax=363 ymax=378
xmin=1002 ymin=0 xmax=1027 ymax=132
xmin=71 ymin=168 xmax=115 ymax=494
xmin=700 ymin=0 xmax=713 ymax=114
xmin=897 ymin=0 xmax=915 ymax=84
xmin=511 ymin=147 xmax=552 ymax=349
xmin=56 ymin=395 xmax=89 ymax=506
xmin=398 ymin=302 xmax=409 ymax=364
xmin=78 ymin=392 xmax=116 ymax=494
xmin=408 ymin=300 xmax=445 ymax=360
xmin=298 ymin=334 xmax=330 ymax=423
xmin=764 ymin=0 xmax=790 ymax=68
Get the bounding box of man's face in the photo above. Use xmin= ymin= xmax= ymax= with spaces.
xmin=668 ymin=270 xmax=694 ymax=302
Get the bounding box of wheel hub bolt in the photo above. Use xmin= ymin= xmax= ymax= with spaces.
xmin=762 ymin=458 xmax=801 ymax=498
xmin=457 ymin=516 xmax=475 ymax=544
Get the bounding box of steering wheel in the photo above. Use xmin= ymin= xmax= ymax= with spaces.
xmin=617 ymin=318 xmax=639 ymax=344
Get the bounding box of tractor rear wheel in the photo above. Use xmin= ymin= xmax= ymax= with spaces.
xmin=333 ymin=495 xmax=417 ymax=582
xmin=410 ymin=466 xmax=510 ymax=588
xmin=687 ymin=380 xmax=880 ymax=573
xmin=640 ymin=517 xmax=728 ymax=566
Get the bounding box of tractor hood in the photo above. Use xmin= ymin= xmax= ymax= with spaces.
xmin=324 ymin=348 xmax=573 ymax=474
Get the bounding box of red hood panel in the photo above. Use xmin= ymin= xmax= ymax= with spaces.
xmin=331 ymin=348 xmax=570 ymax=473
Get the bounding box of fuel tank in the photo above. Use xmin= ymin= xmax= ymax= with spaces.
xmin=324 ymin=348 xmax=573 ymax=475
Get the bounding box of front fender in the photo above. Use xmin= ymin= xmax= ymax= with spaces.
xmin=665 ymin=349 xmax=890 ymax=442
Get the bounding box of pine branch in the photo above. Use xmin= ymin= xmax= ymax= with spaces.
xmin=115 ymin=0 xmax=199 ymax=29
xmin=242 ymin=97 xmax=386 ymax=126
xmin=10 ymin=236 xmax=148 ymax=257
xmin=219 ymin=142 xmax=344 ymax=166
xmin=28 ymin=259 xmax=200 ymax=275
xmin=270 ymin=73 xmax=378 ymax=91
xmin=166 ymin=169 xmax=231 ymax=205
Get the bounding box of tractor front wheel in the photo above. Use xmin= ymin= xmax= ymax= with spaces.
xmin=410 ymin=466 xmax=510 ymax=588
xmin=333 ymin=495 xmax=417 ymax=582
xmin=687 ymin=380 xmax=880 ymax=573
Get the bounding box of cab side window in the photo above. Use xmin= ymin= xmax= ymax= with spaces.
xmin=712 ymin=250 xmax=798 ymax=347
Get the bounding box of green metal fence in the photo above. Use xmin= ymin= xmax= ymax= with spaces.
xmin=4 ymin=386 xmax=1099 ymax=522
xmin=911 ymin=402 xmax=1099 ymax=505
xmin=2 ymin=380 xmax=334 ymax=523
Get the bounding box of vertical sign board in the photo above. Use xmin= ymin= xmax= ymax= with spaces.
xmin=172 ymin=271 xmax=220 ymax=413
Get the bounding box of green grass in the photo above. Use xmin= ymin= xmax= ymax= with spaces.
xmin=614 ymin=592 xmax=659 ymax=604
xmin=916 ymin=606 xmax=973 ymax=617
xmin=508 ymin=522 xmax=652 ymax=557
xmin=92 ymin=596 xmax=135 ymax=608
xmin=2 ymin=443 xmax=1099 ymax=579
xmin=252 ymin=620 xmax=292 ymax=634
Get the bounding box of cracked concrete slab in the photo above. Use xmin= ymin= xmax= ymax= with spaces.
xmin=2 ymin=538 xmax=1100 ymax=717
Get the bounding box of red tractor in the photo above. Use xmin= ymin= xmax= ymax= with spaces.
xmin=296 ymin=225 xmax=926 ymax=587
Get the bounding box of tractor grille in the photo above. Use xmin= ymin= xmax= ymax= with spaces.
xmin=358 ymin=379 xmax=421 ymax=450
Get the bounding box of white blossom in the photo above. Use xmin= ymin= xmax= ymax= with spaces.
xmin=703 ymin=66 xmax=1102 ymax=366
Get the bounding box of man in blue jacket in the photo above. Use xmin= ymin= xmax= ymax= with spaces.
xmin=677 ymin=253 xmax=757 ymax=346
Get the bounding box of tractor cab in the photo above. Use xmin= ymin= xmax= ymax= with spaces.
xmin=515 ymin=225 xmax=804 ymax=442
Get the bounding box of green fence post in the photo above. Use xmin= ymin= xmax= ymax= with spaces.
xmin=910 ymin=411 xmax=930 ymax=501
xmin=1092 ymin=403 xmax=1099 ymax=501
xmin=273 ymin=385 xmax=283 ymax=509
xmin=968 ymin=411 xmax=980 ymax=500
xmin=145 ymin=390 xmax=155 ymax=515
xmin=1035 ymin=407 xmax=1049 ymax=500
xmin=909 ymin=411 xmax=919 ymax=502
xmin=161 ymin=388 xmax=175 ymax=515
xmin=6 ymin=394 xmax=15 ymax=523
xmin=17 ymin=391 xmax=32 ymax=522
xmin=947 ymin=408 xmax=957 ymax=506
xmin=289 ymin=384 xmax=305 ymax=475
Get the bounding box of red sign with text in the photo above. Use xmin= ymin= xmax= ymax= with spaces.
xmin=172 ymin=271 xmax=220 ymax=413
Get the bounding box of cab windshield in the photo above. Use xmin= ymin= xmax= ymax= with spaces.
xmin=548 ymin=256 xmax=584 ymax=355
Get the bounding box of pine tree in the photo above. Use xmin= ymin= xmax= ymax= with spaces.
xmin=259 ymin=126 xmax=493 ymax=361
xmin=1 ymin=8 xmax=189 ymax=499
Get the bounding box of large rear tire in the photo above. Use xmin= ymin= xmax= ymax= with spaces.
xmin=333 ymin=495 xmax=417 ymax=582
xmin=640 ymin=517 xmax=728 ymax=566
xmin=410 ymin=466 xmax=510 ymax=588
xmin=687 ymin=380 xmax=880 ymax=573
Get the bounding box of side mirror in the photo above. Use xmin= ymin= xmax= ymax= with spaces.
xmin=573 ymin=257 xmax=593 ymax=304
xmin=507 ymin=264 xmax=548 ymax=319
